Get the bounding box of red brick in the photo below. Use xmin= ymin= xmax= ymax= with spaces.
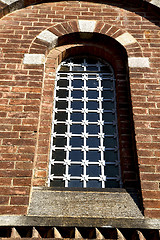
xmin=15 ymin=162 xmax=33 ymax=170
xmin=0 ymin=162 xmax=14 ymax=169
xmin=13 ymin=178 xmax=31 ymax=186
xmin=18 ymin=146 xmax=35 ymax=154
xmin=133 ymin=108 xmax=148 ymax=115
xmin=9 ymin=99 xmax=40 ymax=105
xmin=155 ymin=151 xmax=160 ymax=157
xmin=0 ymin=187 xmax=29 ymax=195
xmin=0 ymin=196 xmax=9 ymax=205
xmin=68 ymin=21 xmax=79 ymax=32
xmin=2 ymin=92 xmax=25 ymax=98
xmin=0 ymin=178 xmax=12 ymax=186
xmin=35 ymin=162 xmax=48 ymax=169
xmin=8 ymin=112 xmax=38 ymax=119
xmin=137 ymin=142 xmax=160 ymax=150
xmin=37 ymin=146 xmax=49 ymax=154
xmin=151 ymin=122 xmax=160 ymax=128
xmin=19 ymin=130 xmax=36 ymax=138
xmin=22 ymin=119 xmax=38 ymax=125
xmin=10 ymin=196 xmax=29 ymax=205
xmin=139 ymin=165 xmax=155 ymax=172
xmin=0 ymin=105 xmax=23 ymax=112
xmin=3 ymin=139 xmax=36 ymax=146
xmin=0 ymin=206 xmax=27 ymax=215
xmin=0 ymin=170 xmax=32 ymax=177
xmin=12 ymin=87 xmax=41 ymax=93
xmin=0 ymin=132 xmax=19 ymax=139
xmin=13 ymin=125 xmax=37 ymax=131
xmin=24 ymin=106 xmax=39 ymax=112
xmin=0 ymin=119 xmax=21 ymax=124
xmin=152 ymin=136 xmax=160 ymax=142
xmin=139 ymin=158 xmax=160 ymax=166
xmin=156 ymin=166 xmax=160 ymax=172
xmin=34 ymin=170 xmax=47 ymax=178
xmin=136 ymin=135 xmax=151 ymax=142
xmin=141 ymin=173 xmax=160 ymax=181
xmin=144 ymin=200 xmax=160 ymax=209
xmin=142 ymin=191 xmax=160 ymax=200
xmin=0 ymin=146 xmax=17 ymax=154
xmin=144 ymin=210 xmax=160 ymax=218
xmin=26 ymin=93 xmax=41 ymax=100
xmin=33 ymin=179 xmax=46 ymax=186
xmin=141 ymin=181 xmax=159 ymax=190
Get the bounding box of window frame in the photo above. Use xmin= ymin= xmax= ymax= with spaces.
xmin=48 ymin=56 xmax=122 ymax=189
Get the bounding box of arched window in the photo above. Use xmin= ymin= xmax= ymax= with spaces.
xmin=48 ymin=56 xmax=122 ymax=188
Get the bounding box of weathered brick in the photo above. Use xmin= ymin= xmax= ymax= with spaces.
xmin=9 ymin=99 xmax=40 ymax=105
xmin=18 ymin=146 xmax=35 ymax=154
xmin=139 ymin=165 xmax=155 ymax=172
xmin=0 ymin=187 xmax=29 ymax=195
xmin=13 ymin=178 xmax=31 ymax=186
xmin=12 ymin=87 xmax=41 ymax=93
xmin=141 ymin=181 xmax=159 ymax=190
xmin=0 ymin=170 xmax=32 ymax=178
xmin=0 ymin=206 xmax=27 ymax=215
xmin=141 ymin=173 xmax=160 ymax=181
xmin=0 ymin=196 xmax=9 ymax=205
xmin=0 ymin=132 xmax=19 ymax=139
xmin=10 ymin=196 xmax=29 ymax=205
xmin=3 ymin=139 xmax=36 ymax=146
xmin=13 ymin=125 xmax=37 ymax=131
xmin=0 ymin=161 xmax=14 ymax=169
xmin=15 ymin=162 xmax=33 ymax=170
xmin=144 ymin=210 xmax=160 ymax=219
xmin=0 ymin=178 xmax=12 ymax=186
xmin=34 ymin=170 xmax=47 ymax=178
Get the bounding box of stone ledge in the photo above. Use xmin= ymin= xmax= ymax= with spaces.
xmin=28 ymin=187 xmax=143 ymax=219
xmin=0 ymin=216 xmax=160 ymax=229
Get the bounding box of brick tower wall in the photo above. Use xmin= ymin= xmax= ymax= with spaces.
xmin=0 ymin=0 xmax=160 ymax=219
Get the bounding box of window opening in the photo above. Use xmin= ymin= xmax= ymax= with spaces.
xmin=49 ymin=57 xmax=122 ymax=188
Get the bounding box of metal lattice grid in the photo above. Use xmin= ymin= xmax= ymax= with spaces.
xmin=49 ymin=57 xmax=122 ymax=188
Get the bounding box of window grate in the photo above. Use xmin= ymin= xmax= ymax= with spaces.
xmin=49 ymin=57 xmax=122 ymax=188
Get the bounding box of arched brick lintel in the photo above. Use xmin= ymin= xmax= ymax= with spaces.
xmin=29 ymin=20 xmax=143 ymax=58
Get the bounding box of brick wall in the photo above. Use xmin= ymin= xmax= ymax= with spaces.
xmin=0 ymin=0 xmax=160 ymax=218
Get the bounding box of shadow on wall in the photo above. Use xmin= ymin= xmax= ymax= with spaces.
xmin=0 ymin=0 xmax=159 ymax=27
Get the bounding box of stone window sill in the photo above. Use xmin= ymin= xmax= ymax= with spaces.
xmin=28 ymin=187 xmax=143 ymax=219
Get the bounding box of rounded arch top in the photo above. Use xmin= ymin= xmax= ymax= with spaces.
xmin=28 ymin=20 xmax=143 ymax=58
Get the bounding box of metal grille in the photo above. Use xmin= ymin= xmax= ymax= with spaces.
xmin=49 ymin=57 xmax=122 ymax=188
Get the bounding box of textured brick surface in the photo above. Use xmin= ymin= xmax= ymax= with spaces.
xmin=0 ymin=0 xmax=159 ymax=219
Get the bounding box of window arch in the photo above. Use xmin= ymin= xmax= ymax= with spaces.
xmin=48 ymin=56 xmax=122 ymax=188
